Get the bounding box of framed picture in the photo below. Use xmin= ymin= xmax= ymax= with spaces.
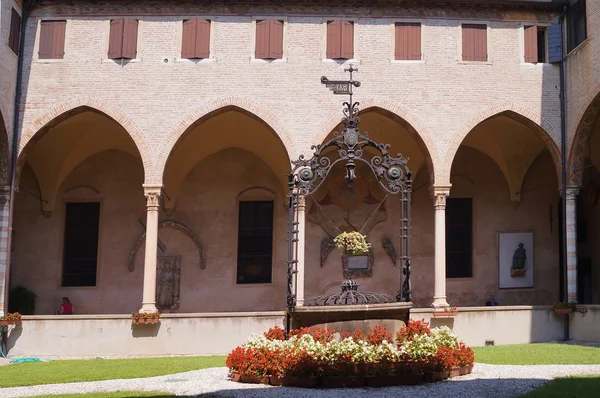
xmin=498 ymin=231 xmax=534 ymax=289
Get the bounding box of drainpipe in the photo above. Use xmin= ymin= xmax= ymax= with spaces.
xmin=4 ymin=0 xmax=36 ymax=312
xmin=558 ymin=7 xmax=569 ymax=342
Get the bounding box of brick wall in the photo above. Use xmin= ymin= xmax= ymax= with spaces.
xmin=14 ymin=0 xmax=563 ymax=186
xmin=0 ymin=0 xmax=20 ymax=159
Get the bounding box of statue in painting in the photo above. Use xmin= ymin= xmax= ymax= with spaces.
xmin=512 ymin=243 xmax=526 ymax=270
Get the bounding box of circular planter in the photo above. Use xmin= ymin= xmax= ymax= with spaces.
xmin=553 ymin=308 xmax=573 ymax=315
xmin=230 ymin=372 xmax=242 ymax=382
xmin=240 ymin=374 xmax=270 ymax=384
xmin=459 ymin=364 xmax=474 ymax=376
xmin=449 ymin=367 xmax=462 ymax=378
xmin=423 ymin=371 xmax=450 ymax=382
xmin=322 ymin=375 xmax=365 ymax=388
xmin=272 ymin=375 xmax=319 ymax=388
xmin=365 ymin=375 xmax=400 ymax=387
xmin=397 ymin=373 xmax=424 ymax=385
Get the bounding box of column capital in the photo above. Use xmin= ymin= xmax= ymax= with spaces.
xmin=430 ymin=185 xmax=451 ymax=210
xmin=565 ymin=186 xmax=580 ymax=200
xmin=143 ymin=184 xmax=162 ymax=209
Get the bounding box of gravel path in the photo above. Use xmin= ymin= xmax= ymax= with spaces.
xmin=1 ymin=364 xmax=600 ymax=398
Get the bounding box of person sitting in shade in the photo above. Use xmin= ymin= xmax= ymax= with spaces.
xmin=486 ymin=295 xmax=498 ymax=306
xmin=60 ymin=297 xmax=73 ymax=315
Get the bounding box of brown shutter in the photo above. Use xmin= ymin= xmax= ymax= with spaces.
xmin=524 ymin=25 xmax=538 ymax=63
xmin=38 ymin=21 xmax=54 ymax=59
xmin=326 ymin=20 xmax=341 ymax=59
xmin=462 ymin=24 xmax=487 ymax=62
xmin=340 ymin=20 xmax=354 ymax=59
xmin=268 ymin=20 xmax=283 ymax=59
xmin=195 ymin=19 xmax=211 ymax=58
xmin=108 ymin=19 xmax=124 ymax=59
xmin=8 ymin=8 xmax=21 ymax=54
xmin=395 ymin=23 xmax=421 ymax=61
xmin=255 ymin=20 xmax=269 ymax=59
xmin=51 ymin=21 xmax=67 ymax=59
xmin=181 ymin=19 xmax=196 ymax=58
xmin=121 ymin=19 xmax=138 ymax=59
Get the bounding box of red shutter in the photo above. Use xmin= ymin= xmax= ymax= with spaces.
xmin=181 ymin=19 xmax=196 ymax=58
xmin=340 ymin=20 xmax=354 ymax=59
xmin=51 ymin=21 xmax=67 ymax=59
xmin=395 ymin=23 xmax=421 ymax=60
xmin=8 ymin=8 xmax=21 ymax=54
xmin=195 ymin=19 xmax=211 ymax=58
xmin=255 ymin=20 xmax=269 ymax=59
xmin=463 ymin=24 xmax=486 ymax=62
xmin=38 ymin=21 xmax=54 ymax=59
xmin=326 ymin=20 xmax=341 ymax=59
xmin=524 ymin=25 xmax=538 ymax=63
xmin=268 ymin=20 xmax=283 ymax=59
xmin=108 ymin=19 xmax=124 ymax=59
xmin=121 ymin=19 xmax=138 ymax=59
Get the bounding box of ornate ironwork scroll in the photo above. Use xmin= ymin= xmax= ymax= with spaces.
xmin=286 ymin=67 xmax=413 ymax=313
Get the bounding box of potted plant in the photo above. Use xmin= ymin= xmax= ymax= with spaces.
xmin=131 ymin=312 xmax=161 ymax=325
xmin=423 ymin=347 xmax=455 ymax=382
xmin=433 ymin=306 xmax=458 ymax=317
xmin=0 ymin=312 xmax=22 ymax=326
xmin=553 ymin=302 xmax=576 ymax=315
xmin=334 ymin=231 xmax=371 ymax=270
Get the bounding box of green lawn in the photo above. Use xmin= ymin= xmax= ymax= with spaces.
xmin=33 ymin=393 xmax=174 ymax=398
xmin=519 ymin=375 xmax=600 ymax=398
xmin=0 ymin=356 xmax=226 ymax=388
xmin=473 ymin=343 xmax=600 ymax=365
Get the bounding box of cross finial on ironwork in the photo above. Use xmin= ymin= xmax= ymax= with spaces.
xmin=321 ymin=65 xmax=361 ymax=104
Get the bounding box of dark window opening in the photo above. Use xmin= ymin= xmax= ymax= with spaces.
xmin=237 ymin=201 xmax=274 ymax=284
xmin=446 ymin=198 xmax=473 ymax=278
xmin=537 ymin=28 xmax=546 ymax=63
xmin=567 ymin=0 xmax=587 ymax=53
xmin=62 ymin=203 xmax=100 ymax=287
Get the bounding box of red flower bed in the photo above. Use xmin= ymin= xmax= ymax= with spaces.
xmin=396 ymin=319 xmax=431 ymax=344
xmin=288 ymin=326 xmax=335 ymax=344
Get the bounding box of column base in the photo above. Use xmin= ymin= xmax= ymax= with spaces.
xmin=431 ymin=296 xmax=449 ymax=308
xmin=139 ymin=303 xmax=158 ymax=313
xmin=296 ymin=299 xmax=304 ymax=307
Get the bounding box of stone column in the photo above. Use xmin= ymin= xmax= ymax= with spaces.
xmin=139 ymin=185 xmax=162 ymax=313
xmin=0 ymin=187 xmax=11 ymax=316
xmin=431 ymin=185 xmax=451 ymax=308
xmin=566 ymin=187 xmax=579 ymax=303
xmin=295 ymin=195 xmax=306 ymax=306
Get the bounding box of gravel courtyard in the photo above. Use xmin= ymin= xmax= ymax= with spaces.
xmin=1 ymin=363 xmax=599 ymax=398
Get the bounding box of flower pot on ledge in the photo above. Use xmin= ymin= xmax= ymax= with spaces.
xmin=131 ymin=318 xmax=160 ymax=325
xmin=0 ymin=320 xmax=20 ymax=326
xmin=433 ymin=311 xmax=457 ymax=318
xmin=553 ymin=308 xmax=573 ymax=315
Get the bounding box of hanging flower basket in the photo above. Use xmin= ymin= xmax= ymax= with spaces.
xmin=334 ymin=231 xmax=371 ymax=256
xmin=131 ymin=312 xmax=161 ymax=325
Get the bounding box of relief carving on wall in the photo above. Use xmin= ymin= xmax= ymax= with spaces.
xmin=382 ymin=237 xmax=398 ymax=266
xmin=156 ymin=255 xmax=181 ymax=310
xmin=128 ymin=220 xmax=205 ymax=272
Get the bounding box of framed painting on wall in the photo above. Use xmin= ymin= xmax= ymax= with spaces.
xmin=498 ymin=231 xmax=534 ymax=289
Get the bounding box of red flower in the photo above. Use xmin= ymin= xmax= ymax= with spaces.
xmin=366 ymin=325 xmax=393 ymax=345
xmin=264 ymin=326 xmax=286 ymax=341
xmin=396 ymin=319 xmax=431 ymax=344
xmin=288 ymin=326 xmax=335 ymax=344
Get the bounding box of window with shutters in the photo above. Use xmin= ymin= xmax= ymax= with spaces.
xmin=566 ymin=0 xmax=587 ymax=53
xmin=237 ymin=201 xmax=274 ymax=284
xmin=326 ymin=20 xmax=354 ymax=60
xmin=461 ymin=24 xmax=487 ymax=62
xmin=181 ymin=19 xmax=211 ymax=59
xmin=8 ymin=8 xmax=21 ymax=55
xmin=254 ymin=19 xmax=284 ymax=60
xmin=446 ymin=198 xmax=473 ymax=279
xmin=108 ymin=18 xmax=139 ymax=60
xmin=524 ymin=26 xmax=547 ymax=63
xmin=62 ymin=203 xmax=100 ymax=287
xmin=38 ymin=20 xmax=67 ymax=60
xmin=394 ymin=22 xmax=421 ymax=61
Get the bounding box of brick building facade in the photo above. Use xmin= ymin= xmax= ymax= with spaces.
xmin=0 ymin=0 xmax=597 ymax=317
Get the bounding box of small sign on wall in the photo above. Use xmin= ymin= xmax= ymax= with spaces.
xmin=498 ymin=231 xmax=534 ymax=289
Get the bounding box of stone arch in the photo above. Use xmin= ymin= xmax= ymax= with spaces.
xmin=309 ymin=98 xmax=439 ymax=185
xmin=445 ymin=102 xmax=562 ymax=188
xmin=153 ymin=97 xmax=297 ymax=183
xmin=568 ymin=88 xmax=600 ymax=187
xmin=128 ymin=220 xmax=206 ymax=272
xmin=18 ymin=97 xmax=153 ymax=183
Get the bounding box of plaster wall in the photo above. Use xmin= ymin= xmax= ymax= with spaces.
xmin=569 ymin=305 xmax=600 ymax=341
xmin=0 ymin=0 xmax=19 ymax=150
xmin=16 ymin=1 xmax=563 ymax=186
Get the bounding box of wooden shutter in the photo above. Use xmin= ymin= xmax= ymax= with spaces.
xmin=195 ymin=19 xmax=211 ymax=58
xmin=462 ymin=24 xmax=487 ymax=62
xmin=181 ymin=19 xmax=197 ymax=58
xmin=340 ymin=20 xmax=354 ymax=59
xmin=395 ymin=23 xmax=421 ymax=60
xmin=326 ymin=20 xmax=341 ymax=59
xmin=121 ymin=19 xmax=138 ymax=59
xmin=108 ymin=19 xmax=124 ymax=59
xmin=267 ymin=20 xmax=283 ymax=59
xmin=8 ymin=8 xmax=21 ymax=55
xmin=255 ymin=20 xmax=269 ymax=59
xmin=524 ymin=25 xmax=538 ymax=63
xmin=51 ymin=21 xmax=67 ymax=59
xmin=38 ymin=21 xmax=54 ymax=59
xmin=547 ymin=23 xmax=563 ymax=63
